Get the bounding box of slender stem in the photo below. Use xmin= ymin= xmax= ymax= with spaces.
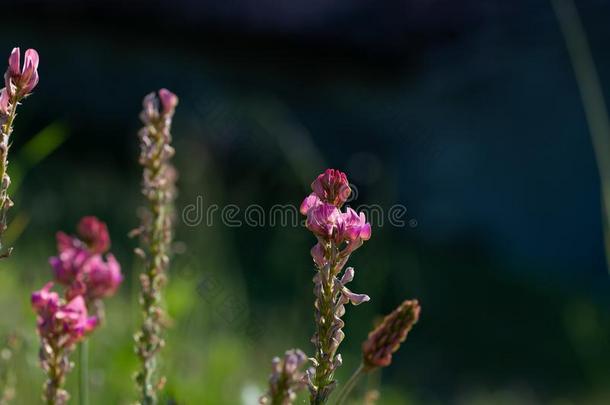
xmin=78 ymin=341 xmax=89 ymax=405
xmin=333 ymin=364 xmax=365 ymax=405
xmin=0 ymin=97 xmax=19 ymax=255
xmin=311 ymin=242 xmax=338 ymax=404
xmin=551 ymin=0 xmax=610 ymax=272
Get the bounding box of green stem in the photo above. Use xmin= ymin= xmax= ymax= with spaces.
xmin=0 ymin=97 xmax=19 ymax=255
xmin=78 ymin=341 xmax=89 ymax=405
xmin=333 ymin=364 xmax=365 ymax=405
xmin=551 ymin=0 xmax=610 ymax=273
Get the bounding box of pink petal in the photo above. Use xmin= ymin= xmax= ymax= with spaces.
xmin=300 ymin=193 xmax=321 ymax=215
xmin=24 ymin=49 xmax=39 ymax=70
xmin=158 ymin=88 xmax=178 ymax=114
xmin=8 ymin=48 xmax=20 ymax=76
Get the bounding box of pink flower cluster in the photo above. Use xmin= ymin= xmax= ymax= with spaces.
xmin=300 ymin=169 xmax=371 ymax=265
xmin=0 ymin=47 xmax=39 ymax=115
xmin=50 ymin=216 xmax=122 ymax=301
xmin=32 ymin=283 xmax=97 ymax=349
xmin=32 ymin=217 xmax=122 ymax=346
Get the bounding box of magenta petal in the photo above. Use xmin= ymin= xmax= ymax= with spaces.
xmin=359 ymin=222 xmax=372 ymax=240
xmin=24 ymin=49 xmax=39 ymax=70
xmin=31 ymin=282 xmax=58 ymax=312
xmin=342 ymin=288 xmax=370 ymax=305
xmin=300 ymin=193 xmax=321 ymax=215
xmin=158 ymin=88 xmax=178 ymax=114
xmin=8 ymin=48 xmax=20 ymax=76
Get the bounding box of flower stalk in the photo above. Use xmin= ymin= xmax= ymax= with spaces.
xmin=299 ymin=169 xmax=372 ymax=404
xmin=0 ymin=47 xmax=39 ymax=257
xmin=78 ymin=340 xmax=89 ymax=405
xmin=132 ymin=89 xmax=178 ymax=405
xmin=333 ymin=363 xmax=364 ymax=405
xmin=33 ymin=217 xmax=122 ymax=404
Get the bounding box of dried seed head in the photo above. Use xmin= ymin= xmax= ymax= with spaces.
xmin=362 ymin=299 xmax=420 ymax=371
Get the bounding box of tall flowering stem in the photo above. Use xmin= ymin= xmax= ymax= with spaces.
xmin=0 ymin=47 xmax=39 ymax=257
xmin=33 ymin=217 xmax=123 ymax=404
xmin=300 ymin=169 xmax=372 ymax=404
xmin=133 ymin=89 xmax=178 ymax=404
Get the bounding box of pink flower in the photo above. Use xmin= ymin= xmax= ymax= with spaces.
xmin=311 ymin=169 xmax=351 ymax=207
xmin=310 ymin=242 xmax=327 ymax=268
xmin=82 ymin=254 xmax=122 ymax=299
xmin=31 ymin=282 xmax=59 ymax=316
xmin=5 ymin=47 xmax=39 ymax=98
xmin=31 ymin=284 xmax=97 ymax=347
xmin=306 ymin=203 xmax=342 ymax=240
xmin=49 ymin=246 xmax=90 ymax=286
xmin=77 ymin=216 xmax=110 ymax=254
xmin=300 ymin=193 xmax=322 ymax=215
xmin=55 ymin=296 xmax=98 ymax=346
xmin=158 ymin=88 xmax=178 ymax=115
xmin=338 ymin=207 xmax=371 ymax=242
xmin=56 ymin=231 xmax=82 ymax=253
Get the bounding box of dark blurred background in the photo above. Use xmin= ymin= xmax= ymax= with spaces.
xmin=1 ymin=0 xmax=610 ymax=403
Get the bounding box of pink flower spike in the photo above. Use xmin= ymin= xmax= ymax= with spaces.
xmin=300 ymin=193 xmax=322 ymax=215
xmin=7 ymin=48 xmax=20 ymax=77
xmin=77 ymin=216 xmax=110 ymax=254
xmin=158 ymin=88 xmax=178 ymax=115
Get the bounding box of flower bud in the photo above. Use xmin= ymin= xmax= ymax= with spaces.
xmin=77 ymin=216 xmax=110 ymax=254
xmin=311 ymin=169 xmax=351 ymax=207
xmin=4 ymin=47 xmax=39 ymax=98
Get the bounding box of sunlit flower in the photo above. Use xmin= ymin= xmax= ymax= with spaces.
xmin=300 ymin=193 xmax=322 ymax=215
xmin=338 ymin=207 xmax=371 ymax=242
xmin=306 ymin=203 xmax=342 ymax=239
xmin=5 ymin=47 xmax=39 ymax=98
